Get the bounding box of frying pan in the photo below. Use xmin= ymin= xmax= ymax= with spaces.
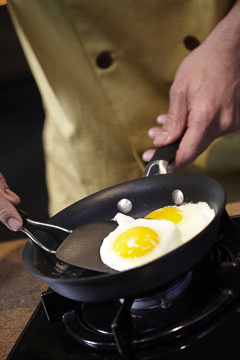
xmin=22 ymin=145 xmax=226 ymax=302
xmin=20 ymin=144 xmax=182 ymax=272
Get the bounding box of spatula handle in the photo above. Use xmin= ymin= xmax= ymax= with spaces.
xmin=17 ymin=208 xmax=72 ymax=233
xmin=17 ymin=208 xmax=29 ymax=224
xmin=17 ymin=208 xmax=72 ymax=254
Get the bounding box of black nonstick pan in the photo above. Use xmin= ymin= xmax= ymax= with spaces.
xmin=22 ymin=145 xmax=226 ymax=302
xmin=20 ymin=143 xmax=182 ymax=272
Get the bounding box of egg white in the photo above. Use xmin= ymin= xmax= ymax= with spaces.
xmin=145 ymin=202 xmax=215 ymax=243
xmin=176 ymin=202 xmax=215 ymax=242
xmin=100 ymin=216 xmax=182 ymax=271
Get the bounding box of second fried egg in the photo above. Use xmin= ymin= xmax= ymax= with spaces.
xmin=145 ymin=202 xmax=215 ymax=243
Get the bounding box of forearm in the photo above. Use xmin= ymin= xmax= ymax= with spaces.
xmin=204 ymin=0 xmax=240 ymax=61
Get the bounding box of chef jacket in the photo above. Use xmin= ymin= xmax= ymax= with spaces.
xmin=6 ymin=0 xmax=240 ymax=215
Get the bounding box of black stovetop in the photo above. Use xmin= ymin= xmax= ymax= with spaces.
xmin=7 ymin=215 xmax=240 ymax=360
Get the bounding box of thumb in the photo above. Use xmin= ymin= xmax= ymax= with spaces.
xmin=0 ymin=197 xmax=23 ymax=231
xmin=0 ymin=173 xmax=22 ymax=231
xmin=154 ymin=86 xmax=188 ymax=146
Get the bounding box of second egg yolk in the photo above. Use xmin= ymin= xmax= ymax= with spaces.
xmin=113 ymin=226 xmax=159 ymax=258
xmin=145 ymin=206 xmax=183 ymax=223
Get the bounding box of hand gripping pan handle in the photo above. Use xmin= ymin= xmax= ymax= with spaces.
xmin=142 ymin=138 xmax=181 ymax=177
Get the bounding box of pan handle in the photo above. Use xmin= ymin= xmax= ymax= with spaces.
xmin=142 ymin=138 xmax=181 ymax=177
xmin=150 ymin=140 xmax=180 ymax=162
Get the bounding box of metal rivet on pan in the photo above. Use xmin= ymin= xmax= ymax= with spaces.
xmin=172 ymin=189 xmax=184 ymax=205
xmin=117 ymin=198 xmax=133 ymax=214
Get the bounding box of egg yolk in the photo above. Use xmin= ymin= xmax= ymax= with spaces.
xmin=113 ymin=226 xmax=159 ymax=258
xmin=145 ymin=206 xmax=183 ymax=223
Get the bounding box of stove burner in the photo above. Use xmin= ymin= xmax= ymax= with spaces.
xmin=79 ymin=271 xmax=193 ymax=339
xmin=40 ymin=262 xmax=240 ymax=359
xmin=61 ymin=270 xmax=237 ymax=359
xmin=131 ymin=271 xmax=192 ymax=310
xmin=38 ymin=215 xmax=240 ymax=359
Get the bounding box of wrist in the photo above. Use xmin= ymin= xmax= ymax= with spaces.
xmin=202 ymin=0 xmax=240 ymax=64
xmin=205 ymin=0 xmax=240 ymax=61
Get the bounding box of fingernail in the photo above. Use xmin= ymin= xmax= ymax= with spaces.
xmin=148 ymin=128 xmax=154 ymax=138
xmin=142 ymin=152 xmax=151 ymax=162
xmin=8 ymin=218 xmax=22 ymax=231
xmin=156 ymin=115 xmax=166 ymax=125
xmin=148 ymin=128 xmax=161 ymax=139
xmin=153 ymin=131 xmax=169 ymax=145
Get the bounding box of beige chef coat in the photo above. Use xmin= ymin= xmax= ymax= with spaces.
xmin=6 ymin=0 xmax=240 ymax=215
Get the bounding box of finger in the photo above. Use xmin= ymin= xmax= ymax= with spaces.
xmin=156 ymin=114 xmax=168 ymax=125
xmin=0 ymin=196 xmax=23 ymax=231
xmin=0 ymin=172 xmax=9 ymax=188
xmin=142 ymin=149 xmax=155 ymax=162
xmin=0 ymin=172 xmax=20 ymax=205
xmin=148 ymin=126 xmax=163 ymax=139
xmin=153 ymin=86 xmax=188 ymax=146
xmin=148 ymin=114 xmax=168 ymax=138
xmin=2 ymin=188 xmax=21 ymax=205
xmin=169 ymin=111 xmax=214 ymax=171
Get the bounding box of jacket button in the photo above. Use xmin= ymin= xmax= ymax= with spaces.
xmin=183 ymin=35 xmax=200 ymax=50
xmin=96 ymin=51 xmax=113 ymax=69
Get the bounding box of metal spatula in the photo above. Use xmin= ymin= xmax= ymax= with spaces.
xmin=18 ymin=210 xmax=118 ymax=273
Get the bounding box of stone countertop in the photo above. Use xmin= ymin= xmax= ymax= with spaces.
xmin=0 ymin=238 xmax=47 ymax=360
xmin=0 ymin=202 xmax=240 ymax=360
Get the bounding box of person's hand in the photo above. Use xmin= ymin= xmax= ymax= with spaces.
xmin=0 ymin=173 xmax=23 ymax=231
xmin=143 ymin=1 xmax=240 ymax=171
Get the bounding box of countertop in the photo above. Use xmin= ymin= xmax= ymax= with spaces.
xmin=1 ymin=202 xmax=240 ymax=360
xmin=0 ymin=238 xmax=47 ymax=359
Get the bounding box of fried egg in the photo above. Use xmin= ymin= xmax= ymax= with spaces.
xmin=145 ymin=202 xmax=215 ymax=243
xmin=100 ymin=214 xmax=182 ymax=271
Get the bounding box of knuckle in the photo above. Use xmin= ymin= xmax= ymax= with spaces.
xmin=0 ymin=172 xmax=6 ymax=185
xmin=0 ymin=206 xmax=10 ymax=223
xmin=220 ymin=112 xmax=239 ymax=134
xmin=195 ymin=103 xmax=214 ymax=120
xmin=166 ymin=113 xmax=178 ymax=127
xmin=165 ymin=113 xmax=185 ymax=136
xmin=169 ymin=84 xmax=185 ymax=99
xmin=222 ymin=123 xmax=237 ymax=134
xmin=0 ymin=173 xmax=9 ymax=192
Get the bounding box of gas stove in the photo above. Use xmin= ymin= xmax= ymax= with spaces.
xmin=7 ymin=213 xmax=240 ymax=360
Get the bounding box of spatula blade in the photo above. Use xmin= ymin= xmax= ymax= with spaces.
xmin=56 ymin=222 xmax=118 ymax=273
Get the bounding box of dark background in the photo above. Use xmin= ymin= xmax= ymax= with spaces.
xmin=0 ymin=5 xmax=49 ymax=240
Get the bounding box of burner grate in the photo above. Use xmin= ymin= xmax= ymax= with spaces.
xmin=41 ymin=260 xmax=240 ymax=358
